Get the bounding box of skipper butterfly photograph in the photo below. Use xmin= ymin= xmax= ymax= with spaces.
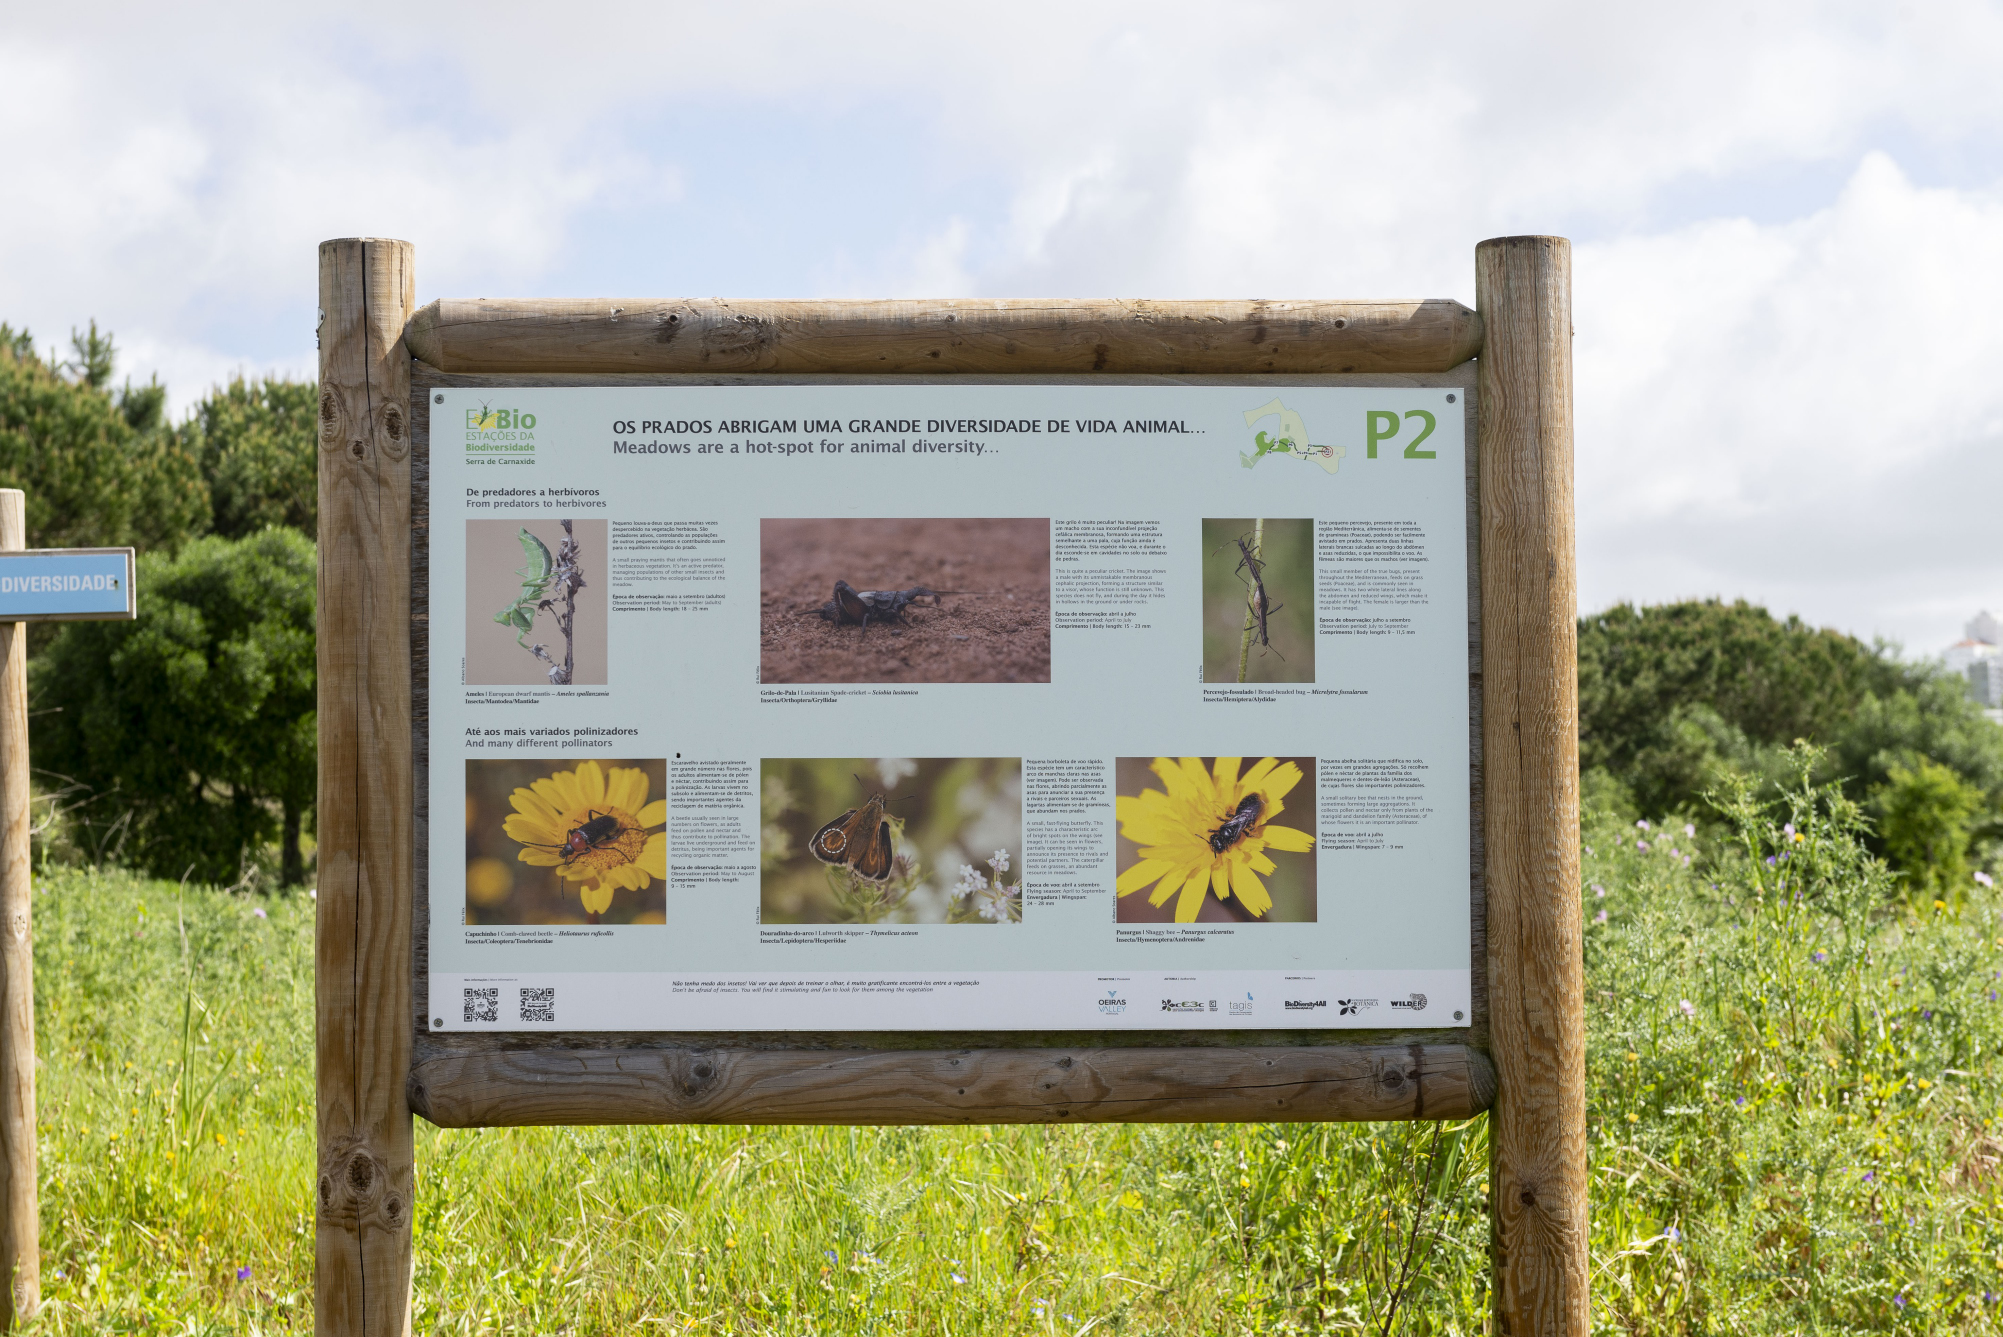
xmin=760 ymin=757 xmax=1023 ymax=925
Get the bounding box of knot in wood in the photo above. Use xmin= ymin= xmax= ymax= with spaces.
xmin=1380 ymin=1066 xmax=1406 ymax=1089
xmin=1333 ymin=318 xmax=1349 ymax=330
xmin=690 ymin=1060 xmax=714 ymax=1082
xmin=349 ymin=440 xmax=365 ymax=459
xmin=347 ymin=1152 xmax=375 ymax=1193
xmin=1519 ymin=1187 xmax=1537 ymax=1207
xmin=384 ymin=405 xmax=404 ymax=441
xmin=319 ymin=1175 xmax=332 ymax=1207
xmin=384 ymin=1195 xmax=404 ymax=1226
xmin=319 ymin=391 xmax=337 ymax=428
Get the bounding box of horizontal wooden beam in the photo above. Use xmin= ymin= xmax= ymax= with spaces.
xmin=403 ymin=298 xmax=1482 ymax=376
xmin=409 ymin=1043 xmax=1495 ymax=1128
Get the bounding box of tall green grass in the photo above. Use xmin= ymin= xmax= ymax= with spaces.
xmin=28 ymin=752 xmax=2003 ymax=1331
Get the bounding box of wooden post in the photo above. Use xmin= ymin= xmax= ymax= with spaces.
xmin=0 ymin=490 xmax=35 ymax=1329
xmin=1477 ymin=236 xmax=1586 ymax=1336
xmin=316 ymin=239 xmax=417 ymax=1336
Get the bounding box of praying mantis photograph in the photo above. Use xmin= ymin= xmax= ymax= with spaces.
xmin=464 ymin=517 xmax=609 ymax=684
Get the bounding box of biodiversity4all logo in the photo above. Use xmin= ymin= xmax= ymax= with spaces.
xmin=464 ymin=402 xmax=538 ymax=458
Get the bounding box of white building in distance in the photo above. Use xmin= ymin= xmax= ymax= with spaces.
xmin=1943 ymin=611 xmax=2003 ymax=713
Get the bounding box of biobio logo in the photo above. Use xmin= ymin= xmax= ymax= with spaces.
xmin=464 ymin=402 xmax=538 ymax=459
xmin=468 ymin=405 xmax=537 ymax=431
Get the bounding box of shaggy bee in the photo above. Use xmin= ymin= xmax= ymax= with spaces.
xmin=1208 ymin=794 xmax=1264 ymax=854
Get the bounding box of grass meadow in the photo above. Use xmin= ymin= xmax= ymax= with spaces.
xmin=28 ymin=757 xmax=2003 ymax=1332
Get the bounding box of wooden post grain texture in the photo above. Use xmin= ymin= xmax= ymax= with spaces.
xmin=0 ymin=490 xmax=35 ymax=1329
xmin=403 ymin=297 xmax=1482 ymax=376
xmin=408 ymin=1043 xmax=1496 ymax=1128
xmin=317 ymin=239 xmax=416 ymax=1337
xmin=1477 ymin=237 xmax=1586 ymax=1336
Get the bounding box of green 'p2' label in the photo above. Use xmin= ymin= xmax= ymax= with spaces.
xmin=1402 ymin=409 xmax=1436 ymax=459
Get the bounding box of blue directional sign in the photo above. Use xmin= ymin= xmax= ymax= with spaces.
xmin=0 ymin=548 xmax=136 ymax=621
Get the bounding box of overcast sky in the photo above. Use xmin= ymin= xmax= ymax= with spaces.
xmin=5 ymin=2 xmax=2001 ymax=653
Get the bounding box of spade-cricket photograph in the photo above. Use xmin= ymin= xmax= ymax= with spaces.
xmin=759 ymin=518 xmax=1051 ymax=684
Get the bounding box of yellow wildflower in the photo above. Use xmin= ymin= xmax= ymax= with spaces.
xmin=502 ymin=760 xmax=667 ymax=915
xmin=1114 ymin=757 xmax=1315 ymax=922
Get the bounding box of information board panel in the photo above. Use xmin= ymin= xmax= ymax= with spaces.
xmin=423 ymin=384 xmax=1470 ymax=1032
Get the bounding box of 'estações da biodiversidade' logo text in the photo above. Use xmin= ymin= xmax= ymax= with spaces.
xmin=464 ymin=402 xmax=538 ymax=462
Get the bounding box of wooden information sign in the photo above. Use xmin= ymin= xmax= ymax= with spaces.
xmin=313 ymin=236 xmax=1584 ymax=1334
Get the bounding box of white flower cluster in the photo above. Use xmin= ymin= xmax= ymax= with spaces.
xmin=950 ymin=851 xmax=1019 ymax=921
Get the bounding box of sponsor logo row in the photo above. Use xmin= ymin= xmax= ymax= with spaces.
xmin=1094 ymin=990 xmax=1430 ymax=1017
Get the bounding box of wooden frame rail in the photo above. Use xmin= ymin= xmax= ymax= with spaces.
xmin=316 ymin=238 xmax=1583 ymax=1336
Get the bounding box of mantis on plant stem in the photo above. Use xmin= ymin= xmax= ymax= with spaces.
xmin=494 ymin=527 xmax=557 ymax=649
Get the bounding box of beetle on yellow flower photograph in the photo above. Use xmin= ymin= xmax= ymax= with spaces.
xmin=1114 ymin=756 xmax=1316 ymax=924
xmin=465 ymin=758 xmax=667 ymax=924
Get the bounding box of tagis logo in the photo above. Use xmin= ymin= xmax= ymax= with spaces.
xmin=1389 ymin=992 xmax=1430 ymax=1012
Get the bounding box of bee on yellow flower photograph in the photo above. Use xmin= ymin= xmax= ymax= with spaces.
xmin=1115 ymin=756 xmax=1317 ymax=923
xmin=465 ymin=758 xmax=667 ymax=924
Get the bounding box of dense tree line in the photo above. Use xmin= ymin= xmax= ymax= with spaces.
xmin=1 ymin=324 xmax=318 ymax=884
xmin=1580 ymin=598 xmax=2003 ymax=898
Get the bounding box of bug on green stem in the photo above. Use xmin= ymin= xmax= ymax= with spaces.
xmin=493 ymin=527 xmax=557 ymax=649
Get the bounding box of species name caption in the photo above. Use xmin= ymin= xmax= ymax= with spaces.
xmin=607 ymin=417 xmax=1201 ymax=457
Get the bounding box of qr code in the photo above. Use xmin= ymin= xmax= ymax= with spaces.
xmin=463 ymin=987 xmax=499 ymax=1023
xmin=520 ymin=987 xmax=556 ymax=1023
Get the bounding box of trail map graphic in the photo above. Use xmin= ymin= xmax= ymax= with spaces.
xmin=1241 ymin=398 xmax=1346 ymax=474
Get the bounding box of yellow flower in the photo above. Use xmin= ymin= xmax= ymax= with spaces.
xmin=1114 ymin=757 xmax=1314 ymax=922
xmin=501 ymin=761 xmax=667 ymax=913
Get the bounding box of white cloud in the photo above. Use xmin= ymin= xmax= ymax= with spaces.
xmin=5 ymin=1 xmax=2003 ymax=650
xmin=1575 ymin=155 xmax=2003 ymax=647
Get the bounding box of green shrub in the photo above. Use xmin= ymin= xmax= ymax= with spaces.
xmin=31 ymin=528 xmax=316 ymax=884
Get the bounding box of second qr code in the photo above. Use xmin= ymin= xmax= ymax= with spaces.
xmin=520 ymin=987 xmax=555 ymax=1022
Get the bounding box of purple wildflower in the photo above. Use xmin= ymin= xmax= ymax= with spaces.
xmin=1977 ymin=871 xmax=1995 ymax=888
xmin=1683 ymin=823 xmax=1696 ymax=837
xmin=1783 ymin=823 xmax=1795 ymax=838
xmin=1592 ymin=884 xmax=1606 ymax=898
xmin=1663 ymin=1225 xmax=1682 ymax=1242
xmin=1637 ymin=840 xmax=1649 ymax=851
xmin=1766 ymin=856 xmax=1777 ymax=866
xmin=1734 ymin=1096 xmax=1746 ymax=1107
xmin=1862 ymin=1170 xmax=1874 ymax=1183
xmin=253 ymin=907 xmax=267 ymax=919
xmin=236 ymin=1265 xmax=251 ymax=1281
xmin=1895 ymin=1293 xmax=1907 ymax=1309
xmin=1636 ymin=820 xmax=1651 ymax=831
xmin=1813 ymin=951 xmax=1828 ymax=963
xmin=1594 ymin=909 xmax=1608 ymax=924
xmin=1678 ymin=999 xmax=1695 ymax=1018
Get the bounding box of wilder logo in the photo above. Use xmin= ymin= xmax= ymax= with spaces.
xmin=465 ymin=402 xmax=538 ymax=459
